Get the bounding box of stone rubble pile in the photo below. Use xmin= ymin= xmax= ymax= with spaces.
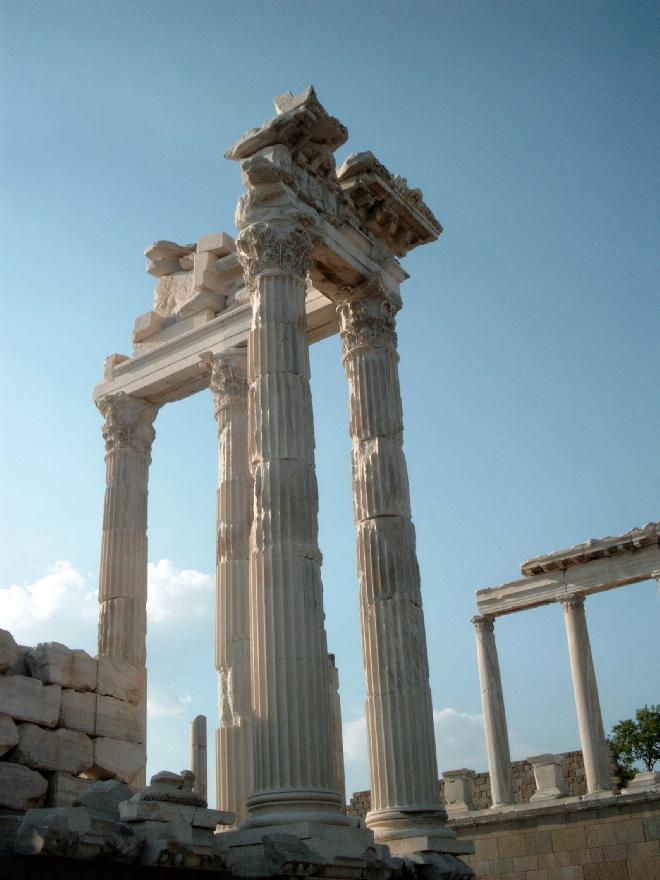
xmin=0 ymin=771 xmax=235 ymax=870
xmin=0 ymin=628 xmax=146 ymax=813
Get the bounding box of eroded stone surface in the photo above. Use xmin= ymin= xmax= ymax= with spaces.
xmin=0 ymin=762 xmax=48 ymax=811
xmin=59 ymin=688 xmax=96 ymax=735
xmin=96 ymin=655 xmax=146 ymax=705
xmin=12 ymin=722 xmax=94 ymax=774
xmin=27 ymin=642 xmax=97 ymax=692
xmin=0 ymin=628 xmax=18 ymax=673
xmin=46 ymin=771 xmax=92 ymax=807
xmin=89 ymin=736 xmax=146 ymax=787
xmin=0 ymin=713 xmax=18 ymax=756
xmin=0 ymin=674 xmax=61 ymax=727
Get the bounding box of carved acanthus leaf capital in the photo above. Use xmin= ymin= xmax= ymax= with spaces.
xmin=561 ymin=594 xmax=585 ymax=612
xmin=97 ymin=392 xmax=158 ymax=457
xmin=471 ymin=614 xmax=495 ymax=633
xmin=209 ymin=352 xmax=248 ymax=413
xmin=337 ymin=274 xmax=400 ymax=357
xmin=236 ymin=221 xmax=314 ymax=289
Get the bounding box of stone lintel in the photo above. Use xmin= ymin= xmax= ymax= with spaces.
xmin=476 ymin=542 xmax=660 ymax=616
xmin=520 ymin=521 xmax=659 ymax=575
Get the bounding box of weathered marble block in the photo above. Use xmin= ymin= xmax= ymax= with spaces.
xmin=96 ymin=655 xmax=145 ymax=705
xmin=529 ymin=753 xmax=566 ymax=802
xmin=12 ymin=722 xmax=94 ymax=775
xmin=0 ymin=675 xmax=61 ymax=727
xmin=443 ymin=768 xmax=475 ymax=814
xmin=622 ymin=770 xmax=660 ymax=794
xmin=96 ymin=693 xmax=143 ymax=743
xmin=73 ymin=779 xmax=133 ymax=819
xmin=0 ymin=628 xmax=18 ymax=672
xmin=88 ymin=736 xmax=145 ymax=787
xmin=60 ymin=689 xmax=96 ymax=735
xmin=45 ymin=771 xmax=92 ymax=807
xmin=0 ymin=762 xmax=48 ymax=811
xmin=0 ymin=713 xmax=19 ymax=756
xmin=27 ymin=642 xmax=97 ymax=692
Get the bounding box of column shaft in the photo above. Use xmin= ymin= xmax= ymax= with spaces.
xmin=338 ymin=285 xmax=449 ymax=844
xmin=562 ymin=597 xmax=611 ymax=794
xmin=237 ymin=220 xmax=345 ymax=826
xmin=471 ymin=615 xmax=513 ymax=806
xmin=190 ymin=714 xmax=208 ymax=803
xmin=211 ymin=351 xmax=253 ymax=826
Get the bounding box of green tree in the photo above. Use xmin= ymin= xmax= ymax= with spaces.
xmin=610 ymin=705 xmax=660 ymax=775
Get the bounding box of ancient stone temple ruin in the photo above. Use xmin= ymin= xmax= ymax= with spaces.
xmin=2 ymin=89 xmax=658 ymax=880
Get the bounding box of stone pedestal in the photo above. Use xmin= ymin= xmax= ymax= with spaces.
xmin=96 ymin=393 xmax=157 ymax=788
xmin=211 ymin=350 xmax=253 ymax=826
xmin=529 ymin=754 xmax=566 ymax=802
xmin=189 ymin=715 xmax=207 ymax=802
xmin=471 ymin=615 xmax=513 ymax=807
xmin=338 ymin=280 xmax=464 ymax=858
xmin=443 ymin=769 xmax=475 ymax=815
xmin=235 ymin=220 xmax=347 ymax=830
xmin=561 ymin=596 xmax=611 ymax=796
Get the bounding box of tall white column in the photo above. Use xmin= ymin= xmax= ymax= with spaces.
xmin=471 ymin=615 xmax=513 ymax=807
xmin=96 ymin=392 xmax=158 ymax=667
xmin=96 ymin=392 xmax=157 ymax=790
xmin=236 ymin=219 xmax=348 ymax=828
xmin=338 ymin=280 xmax=456 ymax=853
xmin=561 ymin=596 xmax=611 ymax=795
xmin=190 ymin=714 xmax=208 ymax=803
xmin=211 ymin=350 xmax=253 ymax=826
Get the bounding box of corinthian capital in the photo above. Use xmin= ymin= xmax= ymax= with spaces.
xmin=209 ymin=350 xmax=248 ymax=414
xmin=97 ymin=392 xmax=158 ymax=457
xmin=236 ymin=220 xmax=314 ymax=289
xmin=471 ymin=614 xmax=495 ymax=633
xmin=337 ymin=275 xmax=400 ymax=357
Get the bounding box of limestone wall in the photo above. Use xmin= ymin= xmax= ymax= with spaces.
xmin=348 ymin=750 xmax=620 ymax=817
xmin=0 ymin=628 xmax=145 ymax=812
xmin=453 ymin=790 xmax=660 ymax=880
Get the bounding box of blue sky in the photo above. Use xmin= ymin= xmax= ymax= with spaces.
xmin=1 ymin=1 xmax=658 ymax=805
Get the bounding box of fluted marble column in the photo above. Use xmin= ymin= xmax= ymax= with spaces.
xmin=338 ymin=281 xmax=454 ymax=850
xmin=97 ymin=392 xmax=158 ymax=667
xmin=211 ymin=351 xmax=253 ymax=826
xmin=471 ymin=615 xmax=513 ymax=807
xmin=561 ymin=596 xmax=611 ymax=795
xmin=236 ymin=219 xmax=347 ymax=828
xmin=327 ymin=654 xmax=346 ymax=807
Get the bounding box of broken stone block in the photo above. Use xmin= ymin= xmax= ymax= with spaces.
xmin=5 ymin=644 xmax=30 ymax=676
xmin=0 ymin=628 xmax=18 ymax=672
xmin=103 ymin=353 xmax=130 ymax=380
xmin=13 ymin=806 xmax=90 ymax=856
xmin=27 ymin=641 xmax=97 ymax=691
xmin=73 ymin=778 xmax=133 ymax=820
xmin=96 ymin=693 xmax=143 ymax=743
xmin=0 ymin=762 xmax=48 ymax=811
xmin=88 ymin=736 xmax=145 ymax=787
xmin=96 ymin=655 xmax=145 ymax=705
xmin=12 ymin=722 xmax=94 ymax=774
xmin=46 ymin=771 xmax=92 ymax=807
xmin=145 ymin=240 xmax=195 ymax=277
xmin=197 ymin=231 xmax=235 ymax=256
xmin=0 ymin=674 xmax=61 ymax=727
xmin=0 ymin=713 xmax=18 ymax=756
xmin=60 ymin=688 xmax=96 ymax=735
xmin=132 ymin=310 xmax=164 ymax=344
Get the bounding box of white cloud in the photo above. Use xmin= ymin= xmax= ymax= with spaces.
xmin=147 ymin=690 xmax=193 ymax=719
xmin=433 ymin=707 xmax=487 ymax=772
xmin=147 ymin=559 xmax=213 ymax=624
xmin=0 ymin=560 xmax=97 ymax=650
xmin=343 ymin=714 xmax=368 ymax=762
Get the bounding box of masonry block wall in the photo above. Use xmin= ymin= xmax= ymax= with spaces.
xmin=0 ymin=628 xmax=145 ymax=811
xmin=348 ymin=751 xmax=621 ymax=817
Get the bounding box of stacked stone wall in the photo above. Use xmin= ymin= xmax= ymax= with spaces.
xmin=348 ymin=751 xmax=620 ymax=817
xmin=0 ymin=628 xmax=145 ymax=812
xmin=454 ymin=791 xmax=660 ymax=879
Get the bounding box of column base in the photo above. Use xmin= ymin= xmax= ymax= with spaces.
xmin=219 ymin=819 xmax=381 ymax=877
xmin=366 ymin=808 xmax=474 ymax=857
xmin=580 ymin=788 xmax=616 ymax=801
xmin=241 ymin=788 xmax=352 ymax=829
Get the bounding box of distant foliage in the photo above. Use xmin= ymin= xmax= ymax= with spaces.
xmin=610 ymin=705 xmax=660 ymax=775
